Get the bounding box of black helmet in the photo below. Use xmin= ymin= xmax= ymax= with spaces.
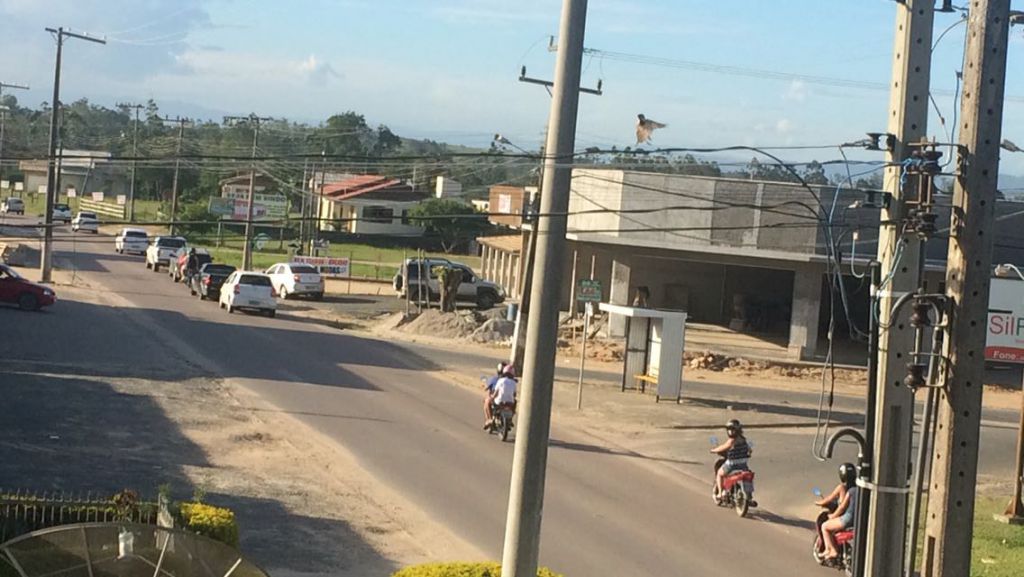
xmin=725 ymin=419 xmax=742 ymax=437
xmin=496 ymin=362 xmax=508 ymax=375
xmin=839 ymin=463 xmax=857 ymax=487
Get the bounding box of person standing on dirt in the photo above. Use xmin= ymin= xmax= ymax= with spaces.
xmin=437 ymin=265 xmax=451 ymax=312
xmin=446 ymin=267 xmax=464 ymax=312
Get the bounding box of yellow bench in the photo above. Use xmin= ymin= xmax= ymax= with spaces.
xmin=633 ymin=373 xmax=658 ymax=394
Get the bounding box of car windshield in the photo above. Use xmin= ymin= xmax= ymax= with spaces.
xmin=54 ymin=204 xmax=70 ymax=211
xmin=0 ymin=265 xmax=23 ymax=280
xmin=203 ymin=265 xmax=235 ymax=275
xmin=239 ymin=275 xmax=272 ymax=286
xmin=79 ymin=212 xmax=97 ymax=219
xmin=291 ymin=265 xmax=318 ymax=274
xmin=125 ymin=231 xmax=148 ymax=239
xmin=159 ymin=238 xmax=186 ymax=248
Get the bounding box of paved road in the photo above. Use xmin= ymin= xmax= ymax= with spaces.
xmin=3 ymin=218 xmax=1017 ymax=576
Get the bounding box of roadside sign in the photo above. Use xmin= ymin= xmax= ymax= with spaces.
xmin=987 ymin=276 xmax=1024 ymax=362
xmin=37 ymin=185 xmax=46 ymax=194
xmin=577 ymin=279 xmax=603 ymax=302
xmin=293 ymin=255 xmax=350 ymax=278
xmin=208 ymin=195 xmax=287 ymax=221
xmin=15 ymin=182 xmax=23 ymax=191
xmin=116 ymin=195 xmax=127 ymax=206
xmin=0 ymin=180 xmax=9 ymax=189
xmin=91 ymin=192 xmax=104 ymax=202
xmin=67 ymin=189 xmax=77 ymax=198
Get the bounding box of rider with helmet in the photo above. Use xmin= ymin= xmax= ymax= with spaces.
xmin=483 ymin=362 xmax=516 ymax=429
xmin=816 ymin=462 xmax=859 ymax=563
xmin=710 ymin=419 xmax=752 ymax=495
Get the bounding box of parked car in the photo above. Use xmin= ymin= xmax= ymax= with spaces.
xmin=265 ymin=262 xmax=325 ymax=300
xmin=190 ymin=263 xmax=237 ymax=301
xmin=170 ymin=248 xmax=212 ymax=283
xmin=145 ymin=236 xmax=186 ymax=272
xmin=71 ymin=211 xmax=99 ymax=233
xmin=52 ymin=203 xmax=72 ymax=224
xmin=219 ymin=271 xmax=277 ymax=317
xmin=0 ymin=197 xmax=25 ymax=215
xmin=0 ymin=263 xmax=56 ymax=311
xmin=393 ymin=257 xmax=505 ymax=309
xmin=115 ymin=228 xmax=149 ymax=254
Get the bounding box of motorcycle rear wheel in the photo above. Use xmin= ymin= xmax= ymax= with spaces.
xmin=500 ymin=416 xmax=510 ymax=442
xmin=733 ymin=485 xmax=749 ymax=517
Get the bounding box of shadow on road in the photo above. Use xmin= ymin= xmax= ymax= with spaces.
xmin=669 ymin=396 xmax=863 ymax=429
xmin=749 ymin=509 xmax=816 ymax=532
xmin=549 ymin=438 xmax=699 ymax=466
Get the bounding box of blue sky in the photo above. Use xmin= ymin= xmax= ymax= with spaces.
xmin=1 ymin=0 xmax=1022 ymax=174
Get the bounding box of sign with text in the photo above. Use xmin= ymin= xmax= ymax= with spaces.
xmin=67 ymin=189 xmax=77 ymax=198
xmin=0 ymin=180 xmax=9 ymax=189
xmin=987 ymin=276 xmax=1024 ymax=363
xmin=91 ymin=192 xmax=104 ymax=202
xmin=576 ymin=279 xmax=603 ymax=302
xmin=293 ymin=255 xmax=350 ymax=278
xmin=14 ymin=182 xmax=23 ymax=191
xmin=116 ymin=195 xmax=127 ymax=206
xmin=37 ymin=185 xmax=46 ymax=194
xmin=209 ymin=195 xmax=287 ymax=221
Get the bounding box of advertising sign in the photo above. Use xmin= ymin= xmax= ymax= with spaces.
xmin=37 ymin=185 xmax=47 ymax=194
xmin=116 ymin=195 xmax=127 ymax=206
xmin=208 ymin=195 xmax=287 ymax=221
xmin=67 ymin=189 xmax=77 ymax=198
xmin=576 ymin=279 xmax=603 ymax=302
xmin=0 ymin=180 xmax=9 ymax=189
xmin=293 ymin=255 xmax=350 ymax=278
xmin=14 ymin=182 xmax=23 ymax=191
xmin=91 ymin=192 xmax=104 ymax=202
xmin=986 ymin=276 xmax=1024 ymax=363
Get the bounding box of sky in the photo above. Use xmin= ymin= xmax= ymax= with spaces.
xmin=1 ymin=0 xmax=1022 ymax=175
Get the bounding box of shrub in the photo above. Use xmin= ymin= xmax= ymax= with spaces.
xmin=177 ymin=502 xmax=239 ymax=548
xmin=392 ymin=562 xmax=563 ymax=577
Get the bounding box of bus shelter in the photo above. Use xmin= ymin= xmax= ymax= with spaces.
xmin=600 ymin=303 xmax=688 ymax=403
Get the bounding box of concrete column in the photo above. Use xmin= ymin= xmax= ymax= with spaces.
xmin=787 ymin=267 xmax=821 ymax=360
xmin=512 ymin=254 xmax=521 ymax=299
xmin=608 ymin=259 xmax=631 ymax=338
xmin=483 ymin=246 xmax=491 ymax=281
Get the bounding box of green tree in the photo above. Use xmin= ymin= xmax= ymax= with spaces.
xmin=408 ymin=199 xmax=488 ymax=253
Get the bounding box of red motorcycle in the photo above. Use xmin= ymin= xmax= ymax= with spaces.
xmin=812 ymin=488 xmax=854 ymax=576
xmin=710 ymin=437 xmax=756 ymax=517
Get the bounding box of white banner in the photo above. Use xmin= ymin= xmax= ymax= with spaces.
xmin=91 ymin=191 xmax=105 ymax=201
xmin=116 ymin=195 xmax=127 ymax=206
xmin=37 ymin=185 xmax=47 ymax=194
xmin=14 ymin=182 xmax=23 ymax=191
xmin=293 ymin=255 xmax=350 ymax=278
xmin=0 ymin=180 xmax=9 ymax=189
xmin=67 ymin=189 xmax=77 ymax=198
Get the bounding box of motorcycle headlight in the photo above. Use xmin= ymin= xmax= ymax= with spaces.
xmin=43 ymin=289 xmax=54 ymax=296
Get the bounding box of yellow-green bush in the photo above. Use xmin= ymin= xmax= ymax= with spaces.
xmin=178 ymin=502 xmax=240 ymax=548
xmin=392 ymin=562 xmax=563 ymax=577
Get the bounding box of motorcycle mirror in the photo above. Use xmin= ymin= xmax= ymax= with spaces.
xmin=813 ymin=487 xmax=822 ymax=497
xmin=710 ymin=436 xmax=719 ymax=446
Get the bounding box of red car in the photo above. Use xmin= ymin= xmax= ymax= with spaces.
xmin=0 ymin=263 xmax=56 ymax=311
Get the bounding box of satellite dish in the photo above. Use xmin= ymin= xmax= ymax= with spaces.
xmin=1 ymin=522 xmax=268 ymax=577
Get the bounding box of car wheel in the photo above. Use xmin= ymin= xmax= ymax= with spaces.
xmin=17 ymin=292 xmax=39 ymax=312
xmin=279 ymin=286 xmax=288 ymax=300
xmin=266 ymin=309 xmax=276 ymax=318
xmin=314 ymin=292 xmax=324 ymax=301
xmin=476 ymin=292 xmax=496 ymax=310
xmin=219 ymin=301 xmax=225 ymax=309
xmin=199 ymin=292 xmax=206 ymax=301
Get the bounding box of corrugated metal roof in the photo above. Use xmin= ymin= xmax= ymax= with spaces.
xmin=476 ymin=234 xmax=522 ymax=253
xmin=321 ymin=175 xmax=428 ymax=203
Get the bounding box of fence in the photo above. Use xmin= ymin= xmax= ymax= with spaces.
xmin=78 ymin=198 xmax=126 ymax=220
xmin=0 ymin=490 xmax=159 ymax=543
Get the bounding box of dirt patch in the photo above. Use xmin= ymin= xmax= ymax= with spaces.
xmin=390 ymin=309 xmax=514 ymax=345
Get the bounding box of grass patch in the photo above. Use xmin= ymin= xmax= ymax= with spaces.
xmin=972 ymin=497 xmax=1024 ymax=576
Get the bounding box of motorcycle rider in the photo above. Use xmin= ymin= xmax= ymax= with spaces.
xmin=710 ymin=419 xmax=751 ymax=496
xmin=816 ymin=462 xmax=858 ymax=563
xmin=483 ymin=362 xmax=507 ymax=429
xmin=487 ymin=364 xmax=517 ymax=430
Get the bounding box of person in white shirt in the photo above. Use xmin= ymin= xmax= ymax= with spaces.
xmin=486 ymin=365 xmax=517 ymax=430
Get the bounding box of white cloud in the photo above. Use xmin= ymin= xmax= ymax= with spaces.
xmin=775 ymin=118 xmax=793 ymax=134
xmin=783 ymin=79 xmax=807 ymax=102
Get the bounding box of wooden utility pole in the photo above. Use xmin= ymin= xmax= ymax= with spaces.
xmin=118 ymin=103 xmax=143 ymax=222
xmin=225 ymin=114 xmax=272 ymax=270
xmin=156 ymin=116 xmax=189 ymax=235
xmin=922 ymin=1 xmax=1011 ymax=575
xmin=864 ymin=2 xmax=933 ymax=575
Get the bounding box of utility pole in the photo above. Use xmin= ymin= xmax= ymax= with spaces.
xmin=0 ymin=82 xmax=29 ymax=188
xmin=225 ymin=114 xmax=271 ymax=270
xmin=500 ymin=1 xmax=588 ymax=576
xmin=118 ymin=102 xmax=143 ymax=221
xmin=40 ymin=27 xmax=105 ymax=283
xmin=156 ymin=116 xmax=189 ymax=235
xmin=922 ymin=1 xmax=1011 ymax=575
xmin=298 ymin=158 xmax=309 ymax=255
xmin=863 ymin=2 xmax=934 ymax=576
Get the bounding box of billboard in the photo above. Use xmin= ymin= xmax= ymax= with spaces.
xmin=292 ymin=255 xmax=350 ymax=278
xmin=986 ymin=276 xmax=1024 ymax=363
xmin=209 ymin=195 xmax=287 ymax=221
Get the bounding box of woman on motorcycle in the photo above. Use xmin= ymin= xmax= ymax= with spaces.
xmin=710 ymin=419 xmax=751 ymax=495
xmin=817 ymin=462 xmax=858 ymax=563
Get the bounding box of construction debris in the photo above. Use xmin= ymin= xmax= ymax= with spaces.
xmin=388 ymin=308 xmax=515 ymax=345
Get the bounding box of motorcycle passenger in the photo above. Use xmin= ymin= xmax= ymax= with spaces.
xmin=489 ymin=364 xmax=517 ymax=429
xmin=817 ymin=462 xmax=858 ymax=563
xmin=483 ymin=362 xmax=507 ymax=429
xmin=710 ymin=419 xmax=751 ymax=495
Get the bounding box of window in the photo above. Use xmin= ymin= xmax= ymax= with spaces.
xmin=291 ymin=265 xmax=318 ymax=274
xmin=126 ymin=231 xmax=147 ymax=239
xmin=240 ymin=275 xmax=272 ymax=286
xmin=363 ymin=206 xmax=394 ymax=224
xmin=401 ymin=210 xmax=410 ymax=225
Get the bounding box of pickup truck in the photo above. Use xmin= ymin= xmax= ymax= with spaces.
xmin=145 ymin=236 xmax=186 ymax=272
xmin=115 ymin=228 xmax=149 ymax=255
xmin=393 ymin=257 xmax=505 ymax=309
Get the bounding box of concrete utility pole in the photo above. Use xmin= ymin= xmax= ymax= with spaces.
xmin=0 ymin=82 xmax=29 ymax=187
xmin=922 ymin=1 xmax=1011 ymax=575
xmin=40 ymin=27 xmax=105 ymax=283
xmin=500 ymin=1 xmax=588 ymax=576
xmin=118 ymin=102 xmax=144 ymax=222
xmin=225 ymin=114 xmax=271 ymax=270
xmin=156 ymin=116 xmax=189 ymax=235
xmin=864 ymin=2 xmax=934 ymax=576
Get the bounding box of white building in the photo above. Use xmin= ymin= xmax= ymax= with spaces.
xmin=317 ymin=174 xmax=429 ymax=236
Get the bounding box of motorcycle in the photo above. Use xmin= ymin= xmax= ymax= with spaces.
xmin=489 ymin=403 xmax=515 ymax=442
xmin=811 ymin=487 xmax=854 ymax=576
xmin=710 ymin=436 xmax=756 ymax=517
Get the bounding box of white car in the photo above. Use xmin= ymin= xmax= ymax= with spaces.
xmin=219 ymin=271 xmax=277 ymax=317
xmin=115 ymin=227 xmax=149 ymax=254
xmin=52 ymin=203 xmax=72 ymax=224
xmin=265 ymin=262 xmax=325 ymax=300
xmin=145 ymin=236 xmax=186 ymax=272
xmin=1 ymin=197 xmax=25 ymax=215
xmin=71 ymin=211 xmax=99 ymax=233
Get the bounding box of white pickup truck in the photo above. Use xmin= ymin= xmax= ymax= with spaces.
xmin=115 ymin=227 xmax=149 ymax=255
xmin=145 ymin=236 xmax=186 ymax=272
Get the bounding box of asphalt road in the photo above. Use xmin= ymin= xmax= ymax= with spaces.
xmin=3 ymin=218 xmax=1017 ymax=576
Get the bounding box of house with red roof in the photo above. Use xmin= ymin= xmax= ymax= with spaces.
xmin=316 ymin=174 xmax=430 ymax=236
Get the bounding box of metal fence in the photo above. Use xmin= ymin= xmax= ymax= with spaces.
xmin=0 ymin=490 xmax=159 ymax=543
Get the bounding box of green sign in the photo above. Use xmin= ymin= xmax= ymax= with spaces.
xmin=577 ymin=279 xmax=603 ymax=302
